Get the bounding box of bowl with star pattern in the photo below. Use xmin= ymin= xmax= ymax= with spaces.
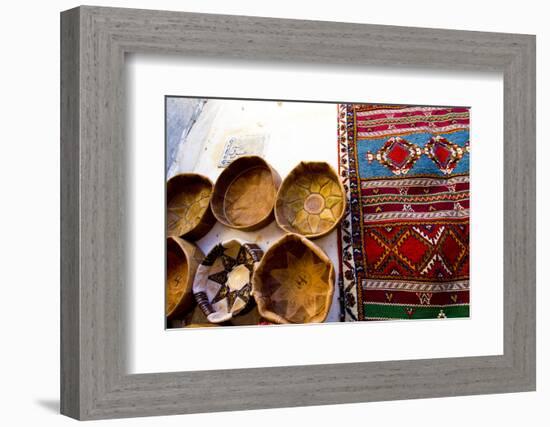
xmin=166 ymin=173 xmax=216 ymax=241
xmin=252 ymin=233 xmax=335 ymax=324
xmin=274 ymin=161 xmax=346 ymax=239
xmin=193 ymin=239 xmax=264 ymax=324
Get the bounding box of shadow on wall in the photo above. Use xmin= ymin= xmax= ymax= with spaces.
xmin=166 ymin=97 xmax=206 ymax=173
xmin=35 ymin=399 xmax=59 ymax=414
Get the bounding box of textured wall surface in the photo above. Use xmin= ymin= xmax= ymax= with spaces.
xmin=166 ymin=98 xmax=205 ymax=173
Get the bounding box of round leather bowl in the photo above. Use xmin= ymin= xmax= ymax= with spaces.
xmin=252 ymin=233 xmax=335 ymax=324
xmin=166 ymin=173 xmax=216 ymax=240
xmin=166 ymin=237 xmax=204 ymax=319
xmin=210 ymin=156 xmax=281 ymax=231
xmin=275 ymin=161 xmax=345 ymax=239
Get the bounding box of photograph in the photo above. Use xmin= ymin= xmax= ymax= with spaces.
xmin=165 ymin=98 xmax=471 ymax=328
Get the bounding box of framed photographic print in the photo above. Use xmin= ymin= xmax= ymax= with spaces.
xmin=60 ymin=6 xmax=536 ymax=420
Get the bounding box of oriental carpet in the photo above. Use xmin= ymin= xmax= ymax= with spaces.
xmin=337 ymin=104 xmax=470 ymax=321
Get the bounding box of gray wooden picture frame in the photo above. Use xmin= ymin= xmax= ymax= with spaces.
xmin=60 ymin=5 xmax=536 ymax=421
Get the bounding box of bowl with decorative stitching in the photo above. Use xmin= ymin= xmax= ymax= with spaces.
xmin=274 ymin=161 xmax=345 ymax=239
xmin=166 ymin=173 xmax=216 ymax=240
xmin=210 ymin=156 xmax=281 ymax=231
xmin=252 ymin=233 xmax=335 ymax=324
